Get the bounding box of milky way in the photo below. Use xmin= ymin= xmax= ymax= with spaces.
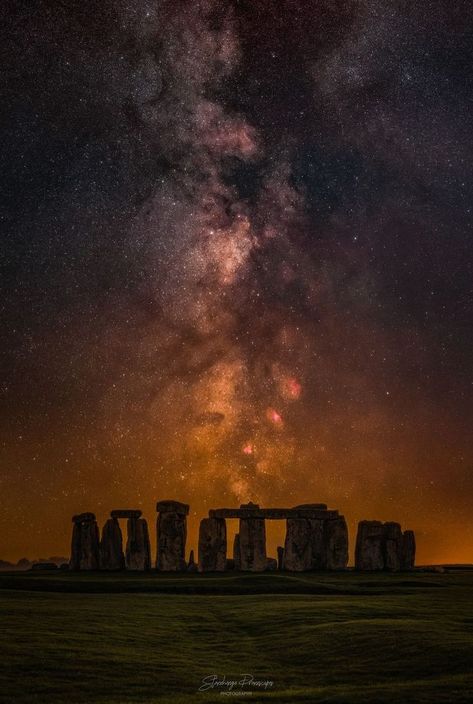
xmin=1 ymin=0 xmax=472 ymax=562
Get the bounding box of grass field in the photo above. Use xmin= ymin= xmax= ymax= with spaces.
xmin=1 ymin=570 xmax=472 ymax=703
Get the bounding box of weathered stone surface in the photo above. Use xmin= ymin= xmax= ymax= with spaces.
xmin=70 ymin=515 xmax=100 ymax=570
xmin=266 ymin=557 xmax=278 ymax=571
xmin=401 ymin=530 xmax=416 ymax=570
xmin=126 ymin=518 xmax=151 ymax=571
xmin=384 ymin=522 xmax=403 ymax=572
xmin=294 ymin=503 xmax=328 ymax=511
xmin=355 ymin=521 xmax=385 ymax=571
xmin=111 ymin=509 xmax=142 ymax=520
xmin=156 ymin=500 xmax=189 ymax=516
xmin=283 ymin=518 xmax=312 ymax=571
xmin=198 ymin=518 xmax=227 ymax=572
xmin=72 ymin=512 xmax=96 ymax=523
xmin=100 ymin=518 xmax=125 ymax=570
xmin=325 ymin=517 xmax=349 ymax=570
xmin=187 ymin=550 xmax=198 ymax=573
xmin=277 ymin=546 xmax=284 ymax=571
xmin=309 ymin=519 xmax=326 ymax=569
xmin=239 ymin=518 xmax=267 ymax=571
xmin=156 ymin=511 xmax=187 ymax=571
xmin=233 ymin=533 xmax=241 ymax=570
xmin=355 ymin=520 xmax=406 ymax=572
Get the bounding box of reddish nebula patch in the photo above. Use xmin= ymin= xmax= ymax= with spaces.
xmin=287 ymin=377 xmax=302 ymax=399
xmin=266 ymin=408 xmax=283 ymax=425
xmin=242 ymin=444 xmax=253 ymax=455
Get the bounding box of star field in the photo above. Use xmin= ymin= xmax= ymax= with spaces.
xmin=1 ymin=0 xmax=472 ymax=562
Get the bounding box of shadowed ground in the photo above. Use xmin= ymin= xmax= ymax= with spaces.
xmin=0 ymin=571 xmax=472 ymax=703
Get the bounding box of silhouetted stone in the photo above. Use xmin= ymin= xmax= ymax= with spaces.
xmin=283 ymin=518 xmax=312 ymax=571
xmin=156 ymin=500 xmax=189 ymax=516
xmin=309 ymin=519 xmax=326 ymax=569
xmin=210 ymin=507 xmax=338 ymax=520
xmin=72 ymin=512 xmax=96 ymax=524
xmin=277 ymin=546 xmax=284 ymax=571
xmin=31 ymin=562 xmax=58 ymax=570
xmin=384 ymin=522 xmax=403 ymax=572
xmin=355 ymin=520 xmax=407 ymax=572
xmin=233 ymin=533 xmax=241 ymax=570
xmin=70 ymin=513 xmax=100 ymax=570
xmin=111 ymin=509 xmax=142 ymax=520
xmin=401 ymin=530 xmax=416 ymax=570
xmin=239 ymin=517 xmax=267 ymax=571
xmin=100 ymin=518 xmax=125 ymax=570
xmin=325 ymin=517 xmax=349 ymax=570
xmin=198 ymin=517 xmax=227 ymax=572
xmin=156 ymin=507 xmax=187 ymax=571
xmin=355 ymin=521 xmax=385 ymax=571
xmin=266 ymin=557 xmax=278 ymax=571
xmin=126 ymin=517 xmax=151 ymax=571
xmin=187 ymin=550 xmax=198 ymax=572
xmin=226 ymin=558 xmax=235 ymax=570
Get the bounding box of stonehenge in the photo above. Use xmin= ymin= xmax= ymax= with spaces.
xmin=283 ymin=518 xmax=313 ymax=571
xmin=325 ymin=517 xmax=349 ymax=570
xmin=69 ymin=501 xmax=416 ymax=573
xmin=238 ymin=507 xmax=267 ymax=571
xmin=70 ymin=513 xmax=100 ymax=571
xmin=355 ymin=521 xmax=416 ymax=571
xmin=71 ymin=510 xmax=151 ymax=572
xmin=126 ymin=517 xmax=151 ymax=571
xmin=100 ymin=518 xmax=125 ymax=570
xmin=156 ymin=500 xmax=189 ymax=571
xmin=198 ymin=518 xmax=227 ymax=572
xmin=233 ymin=533 xmax=241 ymax=570
xmin=282 ymin=512 xmax=349 ymax=571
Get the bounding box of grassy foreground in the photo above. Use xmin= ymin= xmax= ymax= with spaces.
xmin=0 ymin=571 xmax=472 ymax=703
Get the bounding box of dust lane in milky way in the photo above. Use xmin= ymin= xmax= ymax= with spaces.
xmin=1 ymin=0 xmax=472 ymax=563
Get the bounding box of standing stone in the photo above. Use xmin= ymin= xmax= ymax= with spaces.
xmin=265 ymin=557 xmax=278 ymax=571
xmin=277 ymin=546 xmax=284 ymax=571
xmin=401 ymin=530 xmax=416 ymax=570
xmin=70 ymin=513 xmax=100 ymax=571
xmin=239 ymin=516 xmax=267 ymax=571
xmin=198 ymin=518 xmax=227 ymax=572
xmin=384 ymin=522 xmax=403 ymax=572
xmin=282 ymin=519 xmax=312 ymax=571
xmin=355 ymin=521 xmax=385 ymax=571
xmin=187 ymin=550 xmax=198 ymax=573
xmin=156 ymin=501 xmax=189 ymax=571
xmin=126 ymin=518 xmax=151 ymax=571
xmin=100 ymin=518 xmax=125 ymax=570
xmin=325 ymin=516 xmax=349 ymax=570
xmin=309 ymin=519 xmax=327 ymax=569
xmin=233 ymin=533 xmax=241 ymax=570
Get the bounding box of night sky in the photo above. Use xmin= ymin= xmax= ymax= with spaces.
xmin=1 ymin=0 xmax=472 ymax=563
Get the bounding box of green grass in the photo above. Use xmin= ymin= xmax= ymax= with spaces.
xmin=1 ymin=571 xmax=472 ymax=703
